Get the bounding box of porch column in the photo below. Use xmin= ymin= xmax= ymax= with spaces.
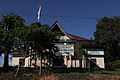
xmin=82 ymin=55 xmax=86 ymax=68
xmin=69 ymin=55 xmax=72 ymax=67
xmin=64 ymin=55 xmax=68 ymax=67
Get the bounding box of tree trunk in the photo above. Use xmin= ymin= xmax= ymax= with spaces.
xmin=15 ymin=58 xmax=25 ymax=77
xmin=3 ymin=50 xmax=9 ymax=70
xmin=15 ymin=62 xmax=21 ymax=77
xmin=39 ymin=54 xmax=42 ymax=76
xmin=15 ymin=51 xmax=29 ymax=77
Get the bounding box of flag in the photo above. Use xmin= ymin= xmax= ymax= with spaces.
xmin=37 ymin=5 xmax=41 ymax=20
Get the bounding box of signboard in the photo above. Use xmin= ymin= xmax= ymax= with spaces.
xmin=87 ymin=50 xmax=104 ymax=55
xmin=55 ymin=43 xmax=74 ymax=55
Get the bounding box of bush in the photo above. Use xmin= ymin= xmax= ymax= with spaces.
xmin=106 ymin=60 xmax=120 ymax=70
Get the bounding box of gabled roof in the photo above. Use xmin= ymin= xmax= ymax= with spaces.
xmin=51 ymin=21 xmax=66 ymax=35
xmin=51 ymin=21 xmax=90 ymax=41
xmin=68 ymin=33 xmax=90 ymax=41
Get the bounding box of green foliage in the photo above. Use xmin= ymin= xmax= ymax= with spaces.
xmin=29 ymin=22 xmax=41 ymax=28
xmin=22 ymin=22 xmax=62 ymax=56
xmin=106 ymin=60 xmax=120 ymax=70
xmin=15 ymin=22 xmax=62 ymax=63
xmin=0 ymin=13 xmax=25 ymax=51
xmin=0 ymin=29 xmax=15 ymax=51
xmin=0 ymin=13 xmax=63 ymax=71
xmin=0 ymin=13 xmax=25 ymax=29
xmin=81 ymin=48 xmax=86 ymax=55
xmin=0 ymin=13 xmax=25 ymax=68
xmin=94 ymin=16 xmax=120 ymax=60
xmin=17 ymin=22 xmax=62 ymax=75
xmin=25 ymin=23 xmax=51 ymax=48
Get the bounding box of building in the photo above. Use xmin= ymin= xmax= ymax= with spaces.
xmin=82 ymin=45 xmax=105 ymax=68
xmin=12 ymin=21 xmax=105 ymax=68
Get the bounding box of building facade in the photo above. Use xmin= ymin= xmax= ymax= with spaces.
xmin=12 ymin=21 xmax=105 ymax=68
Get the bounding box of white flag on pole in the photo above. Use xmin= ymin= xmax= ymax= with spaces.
xmin=37 ymin=5 xmax=41 ymax=20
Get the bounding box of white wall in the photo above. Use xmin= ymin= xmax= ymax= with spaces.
xmin=24 ymin=58 xmax=30 ymax=67
xmin=65 ymin=60 xmax=81 ymax=68
xmin=86 ymin=49 xmax=105 ymax=68
xmin=12 ymin=57 xmax=20 ymax=66
xmin=96 ymin=57 xmax=105 ymax=68
xmin=88 ymin=57 xmax=105 ymax=68
xmin=82 ymin=56 xmax=105 ymax=69
xmin=12 ymin=57 xmax=30 ymax=67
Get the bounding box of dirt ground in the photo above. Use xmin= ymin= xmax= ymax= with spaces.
xmin=40 ymin=74 xmax=120 ymax=80
xmin=0 ymin=73 xmax=120 ymax=80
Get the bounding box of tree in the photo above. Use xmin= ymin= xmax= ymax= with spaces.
xmin=94 ymin=17 xmax=120 ymax=61
xmin=0 ymin=13 xmax=25 ymax=69
xmin=21 ymin=22 xmax=61 ymax=75
xmin=14 ymin=21 xmax=62 ymax=76
xmin=1 ymin=13 xmax=25 ymax=30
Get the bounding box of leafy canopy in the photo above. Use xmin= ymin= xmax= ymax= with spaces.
xmin=0 ymin=13 xmax=25 ymax=68
xmin=94 ymin=16 xmax=120 ymax=60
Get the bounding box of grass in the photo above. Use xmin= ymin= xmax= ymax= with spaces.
xmin=0 ymin=68 xmax=120 ymax=80
xmin=0 ymin=65 xmax=120 ymax=80
xmin=93 ymin=69 xmax=120 ymax=75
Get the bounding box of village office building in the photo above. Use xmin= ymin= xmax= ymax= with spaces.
xmin=12 ymin=21 xmax=105 ymax=68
